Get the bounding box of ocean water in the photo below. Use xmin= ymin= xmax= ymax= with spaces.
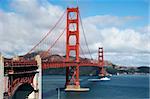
xmin=42 ymin=75 xmax=150 ymax=99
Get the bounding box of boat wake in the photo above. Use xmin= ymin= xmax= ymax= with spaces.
xmin=88 ymin=77 xmax=110 ymax=82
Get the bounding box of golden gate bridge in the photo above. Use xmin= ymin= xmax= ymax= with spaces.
xmin=1 ymin=6 xmax=106 ymax=99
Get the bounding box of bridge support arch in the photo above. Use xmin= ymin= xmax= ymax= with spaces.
xmin=2 ymin=54 xmax=41 ymax=99
xmin=11 ymin=83 xmax=34 ymax=99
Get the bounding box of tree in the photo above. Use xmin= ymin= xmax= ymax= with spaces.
xmin=137 ymin=66 xmax=150 ymax=73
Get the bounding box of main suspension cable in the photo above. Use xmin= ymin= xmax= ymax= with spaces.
xmin=26 ymin=10 xmax=66 ymax=55
xmin=41 ymin=28 xmax=66 ymax=58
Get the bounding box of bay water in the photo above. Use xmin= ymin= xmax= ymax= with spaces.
xmin=42 ymin=75 xmax=149 ymax=99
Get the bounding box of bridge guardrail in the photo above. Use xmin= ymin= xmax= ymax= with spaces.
xmin=42 ymin=61 xmax=104 ymax=69
xmin=4 ymin=60 xmax=37 ymax=67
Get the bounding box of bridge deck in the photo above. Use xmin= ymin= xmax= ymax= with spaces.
xmin=4 ymin=60 xmax=37 ymax=67
xmin=42 ymin=62 xmax=103 ymax=69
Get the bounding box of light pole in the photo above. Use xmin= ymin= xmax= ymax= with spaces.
xmin=56 ymin=88 xmax=60 ymax=99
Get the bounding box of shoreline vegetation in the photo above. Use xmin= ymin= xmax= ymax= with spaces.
xmin=43 ymin=65 xmax=150 ymax=76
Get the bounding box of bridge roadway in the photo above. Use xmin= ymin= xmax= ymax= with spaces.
xmin=4 ymin=59 xmax=103 ymax=69
xmin=42 ymin=61 xmax=103 ymax=69
xmin=4 ymin=60 xmax=37 ymax=67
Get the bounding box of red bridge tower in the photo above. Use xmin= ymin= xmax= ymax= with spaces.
xmin=65 ymin=7 xmax=89 ymax=91
xmin=98 ymin=47 xmax=106 ymax=76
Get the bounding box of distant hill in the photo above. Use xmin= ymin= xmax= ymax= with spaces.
xmin=105 ymin=65 xmax=150 ymax=75
xmin=137 ymin=66 xmax=150 ymax=73
xmin=8 ymin=51 xmax=149 ymax=75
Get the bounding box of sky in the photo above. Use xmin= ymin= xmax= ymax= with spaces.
xmin=0 ymin=0 xmax=149 ymax=66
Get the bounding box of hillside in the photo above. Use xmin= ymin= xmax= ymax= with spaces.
xmin=14 ymin=51 xmax=150 ymax=75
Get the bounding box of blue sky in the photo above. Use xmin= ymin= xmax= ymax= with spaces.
xmin=0 ymin=0 xmax=149 ymax=17
xmin=48 ymin=0 xmax=149 ymax=16
xmin=0 ymin=0 xmax=149 ymax=66
xmin=48 ymin=0 xmax=149 ymax=26
xmin=0 ymin=0 xmax=149 ymax=28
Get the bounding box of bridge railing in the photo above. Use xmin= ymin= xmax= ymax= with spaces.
xmin=42 ymin=60 xmax=104 ymax=69
xmin=4 ymin=60 xmax=37 ymax=67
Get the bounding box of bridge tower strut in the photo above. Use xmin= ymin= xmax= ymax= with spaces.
xmin=65 ymin=7 xmax=80 ymax=89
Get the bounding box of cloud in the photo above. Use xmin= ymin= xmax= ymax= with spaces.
xmin=81 ymin=17 xmax=150 ymax=52
xmin=104 ymin=52 xmax=150 ymax=66
xmin=0 ymin=0 xmax=149 ymax=66
xmin=0 ymin=0 xmax=65 ymax=57
xmin=83 ymin=15 xmax=141 ymax=28
xmin=81 ymin=16 xmax=150 ymax=66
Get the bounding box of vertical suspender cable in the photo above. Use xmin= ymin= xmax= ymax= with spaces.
xmin=79 ymin=12 xmax=93 ymax=59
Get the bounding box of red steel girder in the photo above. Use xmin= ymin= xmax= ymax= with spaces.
xmin=42 ymin=62 xmax=103 ymax=69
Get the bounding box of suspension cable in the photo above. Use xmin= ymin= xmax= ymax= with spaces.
xmin=79 ymin=11 xmax=93 ymax=59
xmin=41 ymin=28 xmax=66 ymax=58
xmin=26 ymin=10 xmax=66 ymax=55
xmin=80 ymin=45 xmax=86 ymax=58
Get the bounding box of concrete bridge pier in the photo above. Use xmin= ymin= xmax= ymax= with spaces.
xmin=0 ymin=54 xmax=4 ymax=99
xmin=28 ymin=55 xmax=42 ymax=99
xmin=28 ymin=73 xmax=39 ymax=99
